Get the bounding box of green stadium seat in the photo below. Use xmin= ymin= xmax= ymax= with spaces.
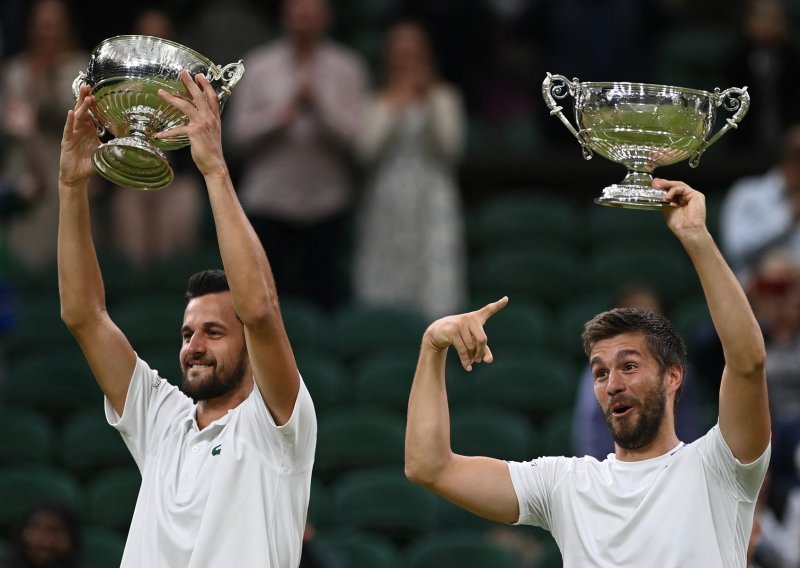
xmin=352 ymin=354 xmax=416 ymax=413
xmin=83 ymin=525 xmax=126 ymax=568
xmin=450 ymin=404 xmax=539 ymax=462
xmin=457 ymin=353 xmax=578 ymax=419
xmin=585 ymin=202 xmax=676 ymax=247
xmin=670 ymin=294 xmax=711 ymax=341
xmin=655 ymin=25 xmax=737 ymax=90
xmin=308 ymin=477 xmax=333 ymax=530
xmin=552 ymin=292 xmax=614 ymax=362
xmin=586 ymin=246 xmax=699 ymax=308
xmin=0 ymin=408 xmax=54 ymax=466
xmin=315 ymin=407 xmax=405 ymax=482
xmin=280 ymin=296 xmax=335 ymax=356
xmin=296 ymin=352 xmax=347 ymax=413
xmin=5 ymin=357 xmax=101 ymax=419
xmin=58 ymin=409 xmax=134 ymax=479
xmin=404 ymin=529 xmax=519 ymax=568
xmin=540 ymin=411 xmax=575 ymax=457
xmin=315 ymin=530 xmax=401 ymax=568
xmin=82 ymin=467 xmax=141 ymax=531
xmin=0 ymin=466 xmax=81 ymax=532
xmin=333 ymin=303 xmax=429 ymax=365
xmin=332 ymin=468 xmax=439 ymax=543
xmin=107 ymin=295 xmax=183 ymax=355
xmin=469 ymin=247 xmax=583 ymax=308
xmin=469 ymin=191 xmax=582 ymax=254
xmin=482 ymin=300 xmax=550 ymax=357
xmin=4 ymin=296 xmax=77 ymax=361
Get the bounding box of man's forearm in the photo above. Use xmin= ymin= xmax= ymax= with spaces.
xmin=57 ymin=181 xmax=106 ymax=328
xmin=203 ymin=169 xmax=278 ymax=324
xmin=405 ymin=346 xmax=454 ymax=486
xmin=679 ymin=228 xmax=765 ymax=374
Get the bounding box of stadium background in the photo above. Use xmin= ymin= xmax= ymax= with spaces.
xmin=0 ymin=0 xmax=790 ymax=566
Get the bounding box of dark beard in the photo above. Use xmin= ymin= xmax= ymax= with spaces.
xmin=603 ymin=375 xmax=667 ymax=450
xmin=180 ymin=352 xmax=248 ymax=401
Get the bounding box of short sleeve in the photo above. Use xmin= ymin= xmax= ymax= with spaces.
xmin=507 ymin=457 xmax=570 ymax=530
xmin=699 ymin=424 xmax=771 ymax=503
xmin=237 ymin=377 xmax=317 ymax=472
xmin=104 ymin=357 xmax=193 ymax=470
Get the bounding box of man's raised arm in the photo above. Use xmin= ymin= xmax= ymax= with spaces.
xmin=58 ymin=86 xmax=136 ymax=415
xmin=157 ymin=71 xmax=299 ymax=425
xmin=404 ymin=297 xmax=521 ymax=523
xmin=656 ymin=178 xmax=770 ymax=463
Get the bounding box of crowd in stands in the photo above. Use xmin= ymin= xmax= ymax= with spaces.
xmin=1 ymin=0 xmax=800 ymax=566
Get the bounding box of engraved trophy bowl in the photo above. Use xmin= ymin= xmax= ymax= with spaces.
xmin=73 ymin=35 xmax=245 ymax=190
xmin=542 ymin=73 xmax=750 ymax=210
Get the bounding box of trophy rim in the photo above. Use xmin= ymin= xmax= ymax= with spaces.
xmin=91 ymin=34 xmax=215 ymax=67
xmin=577 ymin=81 xmax=713 ymax=98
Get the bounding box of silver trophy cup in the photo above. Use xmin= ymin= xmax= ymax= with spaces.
xmin=73 ymin=35 xmax=245 ymax=190
xmin=542 ymin=73 xmax=750 ymax=209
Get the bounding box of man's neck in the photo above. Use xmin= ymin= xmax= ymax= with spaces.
xmin=614 ymin=427 xmax=681 ymax=462
xmin=194 ymin=381 xmax=253 ymax=430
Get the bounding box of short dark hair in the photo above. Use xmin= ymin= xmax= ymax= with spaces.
xmin=185 ymin=269 xmax=229 ymax=302
xmin=582 ymin=307 xmax=687 ymax=374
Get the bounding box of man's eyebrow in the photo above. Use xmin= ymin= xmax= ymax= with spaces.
xmin=181 ymin=321 xmax=227 ymax=333
xmin=589 ymin=349 xmax=643 ymax=367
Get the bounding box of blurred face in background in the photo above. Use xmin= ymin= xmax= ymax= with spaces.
xmin=781 ymin=126 xmax=800 ymax=196
xmin=283 ymin=0 xmax=329 ymax=46
xmin=134 ymin=9 xmax=174 ymax=40
xmin=386 ymin=23 xmax=433 ymax=80
xmin=27 ymin=0 xmax=74 ymax=56
xmin=745 ymin=0 xmax=787 ymax=46
xmin=21 ymin=509 xmax=75 ymax=568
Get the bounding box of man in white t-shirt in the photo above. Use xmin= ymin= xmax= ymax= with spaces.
xmin=405 ymin=179 xmax=771 ymax=567
xmin=58 ymin=71 xmax=316 ymax=567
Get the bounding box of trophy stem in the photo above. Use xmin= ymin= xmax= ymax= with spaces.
xmin=92 ymin=136 xmax=174 ymax=190
xmin=594 ymin=170 xmax=667 ymax=210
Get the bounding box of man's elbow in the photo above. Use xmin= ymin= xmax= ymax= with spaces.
xmin=737 ymin=348 xmax=767 ymax=381
xmin=404 ymin=452 xmax=447 ymax=489
xmin=60 ymin=304 xmax=101 ymax=331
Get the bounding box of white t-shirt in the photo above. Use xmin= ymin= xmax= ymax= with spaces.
xmin=105 ymin=357 xmax=317 ymax=568
xmin=508 ymin=425 xmax=770 ymax=568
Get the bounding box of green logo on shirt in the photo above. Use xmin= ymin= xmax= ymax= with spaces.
xmin=211 ymin=444 xmax=222 ymax=456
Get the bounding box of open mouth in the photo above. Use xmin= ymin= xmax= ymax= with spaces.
xmin=611 ymin=402 xmax=634 ymax=418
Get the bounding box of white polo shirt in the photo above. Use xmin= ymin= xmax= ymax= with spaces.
xmin=105 ymin=357 xmax=317 ymax=568
xmin=508 ymin=424 xmax=770 ymax=568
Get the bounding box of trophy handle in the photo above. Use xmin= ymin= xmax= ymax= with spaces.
xmin=542 ymin=72 xmax=593 ymax=160
xmin=206 ymin=60 xmax=245 ymax=103
xmin=71 ymin=71 xmax=106 ymax=138
xmin=689 ymin=86 xmax=750 ymax=168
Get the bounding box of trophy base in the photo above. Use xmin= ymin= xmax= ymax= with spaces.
xmin=92 ymin=137 xmax=174 ymax=190
xmin=594 ymin=181 xmax=668 ymax=211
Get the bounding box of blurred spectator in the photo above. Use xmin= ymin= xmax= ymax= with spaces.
xmin=720 ymin=123 xmax=800 ymax=282
xmin=226 ymin=0 xmax=368 ymax=311
xmin=353 ymin=20 xmax=467 ymax=319
xmin=539 ymin=0 xmax=658 ymax=82
xmin=1 ymin=500 xmax=85 ymax=568
xmin=181 ymin=0 xmax=271 ymax=68
xmin=105 ymin=6 xmax=204 ymax=270
xmin=0 ymin=0 xmax=87 ymax=273
xmin=746 ymin=248 xmax=800 ymax=425
xmin=572 ymin=283 xmax=704 ymax=459
xmin=723 ymin=0 xmax=800 ymax=160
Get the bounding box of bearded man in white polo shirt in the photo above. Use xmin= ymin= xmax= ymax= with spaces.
xmin=405 ymin=179 xmax=771 ymax=567
xmin=58 ymin=71 xmax=316 ymax=567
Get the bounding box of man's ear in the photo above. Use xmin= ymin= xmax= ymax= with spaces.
xmin=666 ymin=365 xmax=684 ymax=395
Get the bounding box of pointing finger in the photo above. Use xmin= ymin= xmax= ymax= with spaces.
xmin=476 ymin=296 xmax=509 ymax=324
